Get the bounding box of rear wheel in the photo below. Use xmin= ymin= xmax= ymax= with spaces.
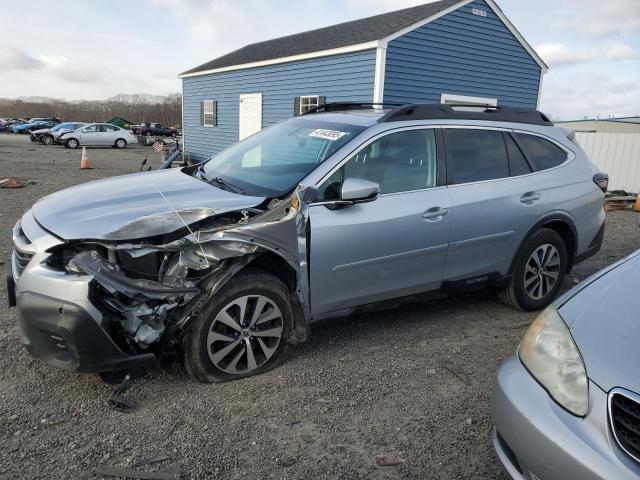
xmin=115 ymin=139 xmax=127 ymax=149
xmin=183 ymin=269 xmax=292 ymax=383
xmin=498 ymin=228 xmax=567 ymax=311
xmin=66 ymin=138 xmax=79 ymax=149
xmin=42 ymin=135 xmax=54 ymax=145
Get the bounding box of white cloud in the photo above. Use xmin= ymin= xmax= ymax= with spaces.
xmin=0 ymin=47 xmax=45 ymax=72
xmin=536 ymin=42 xmax=640 ymax=67
xmin=606 ymin=44 xmax=640 ymax=61
xmin=541 ymin=74 xmax=640 ymax=120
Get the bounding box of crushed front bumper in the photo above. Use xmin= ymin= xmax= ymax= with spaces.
xmin=16 ymin=292 xmax=157 ymax=373
xmin=10 ymin=211 xmax=158 ymax=375
xmin=492 ymin=354 xmax=640 ymax=480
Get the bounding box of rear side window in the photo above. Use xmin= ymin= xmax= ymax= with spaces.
xmin=505 ymin=134 xmax=532 ymax=176
xmin=446 ymin=129 xmax=509 ymax=184
xmin=515 ymin=133 xmax=567 ymax=171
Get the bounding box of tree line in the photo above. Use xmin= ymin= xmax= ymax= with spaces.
xmin=0 ymin=94 xmax=182 ymax=127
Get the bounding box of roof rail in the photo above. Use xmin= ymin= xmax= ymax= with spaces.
xmin=302 ymin=102 xmax=405 ymax=115
xmin=378 ymin=104 xmax=554 ymax=126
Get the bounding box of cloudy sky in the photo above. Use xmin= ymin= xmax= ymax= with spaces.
xmin=0 ymin=0 xmax=638 ymax=120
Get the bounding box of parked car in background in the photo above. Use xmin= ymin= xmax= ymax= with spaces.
xmin=11 ymin=118 xmax=60 ymax=134
xmin=8 ymin=103 xmax=606 ymax=384
xmin=59 ymin=123 xmax=137 ymax=149
xmin=492 ymin=249 xmax=640 ymax=480
xmin=31 ymin=122 xmax=86 ymax=145
xmin=24 ymin=120 xmax=60 ymax=134
xmin=133 ymin=122 xmax=178 ymax=137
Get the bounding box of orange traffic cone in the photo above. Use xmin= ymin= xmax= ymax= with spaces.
xmin=635 ymin=196 xmax=640 ymax=212
xmin=79 ymin=147 xmax=92 ymax=170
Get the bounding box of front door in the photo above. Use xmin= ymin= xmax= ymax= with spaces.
xmin=78 ymin=125 xmax=101 ymax=145
xmin=309 ymin=127 xmax=452 ymax=317
xmin=239 ymin=93 xmax=262 ymax=141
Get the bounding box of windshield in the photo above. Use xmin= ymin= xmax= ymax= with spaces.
xmin=202 ymin=118 xmax=366 ymax=197
xmin=53 ymin=123 xmax=72 ymax=131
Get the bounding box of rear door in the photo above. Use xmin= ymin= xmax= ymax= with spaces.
xmin=442 ymin=127 xmax=549 ymax=282
xmin=309 ymin=127 xmax=452 ymax=316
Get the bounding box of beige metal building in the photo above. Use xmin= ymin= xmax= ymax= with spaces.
xmin=557 ymin=117 xmax=640 ymax=133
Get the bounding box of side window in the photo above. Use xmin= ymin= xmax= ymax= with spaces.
xmin=319 ymin=129 xmax=438 ymax=199
xmin=202 ymin=100 xmax=217 ymax=127
xmin=83 ymin=125 xmax=98 ymax=133
xmin=504 ymin=133 xmax=532 ymax=177
xmin=446 ymin=129 xmax=509 ymax=184
xmin=515 ymin=133 xmax=567 ymax=171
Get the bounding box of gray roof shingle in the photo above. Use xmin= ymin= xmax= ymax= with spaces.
xmin=182 ymin=0 xmax=462 ymax=75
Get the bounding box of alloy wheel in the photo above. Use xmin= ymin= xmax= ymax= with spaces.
xmin=524 ymin=244 xmax=561 ymax=300
xmin=207 ymin=295 xmax=284 ymax=375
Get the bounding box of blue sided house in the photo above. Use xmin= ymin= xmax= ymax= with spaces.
xmin=180 ymin=0 xmax=548 ymax=161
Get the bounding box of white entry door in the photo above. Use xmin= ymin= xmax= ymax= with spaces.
xmin=239 ymin=93 xmax=262 ymax=141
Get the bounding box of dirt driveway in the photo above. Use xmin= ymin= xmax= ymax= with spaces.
xmin=1 ymin=134 xmax=638 ymax=479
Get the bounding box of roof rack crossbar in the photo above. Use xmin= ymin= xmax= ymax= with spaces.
xmin=378 ymin=104 xmax=553 ymax=126
xmin=302 ymin=102 xmax=405 ymax=115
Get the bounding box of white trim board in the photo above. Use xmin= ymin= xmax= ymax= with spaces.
xmin=373 ymin=47 xmax=387 ymax=103
xmin=180 ymin=42 xmax=379 ymax=78
xmin=441 ymin=93 xmax=498 ymax=106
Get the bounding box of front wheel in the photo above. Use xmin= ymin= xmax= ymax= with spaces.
xmin=498 ymin=228 xmax=568 ymax=311
xmin=42 ymin=135 xmax=54 ymax=145
xmin=183 ymin=269 xmax=292 ymax=383
xmin=66 ymin=138 xmax=79 ymax=149
xmin=115 ymin=139 xmax=127 ymax=149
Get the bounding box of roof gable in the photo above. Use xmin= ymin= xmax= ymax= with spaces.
xmin=181 ymin=0 xmax=462 ymax=75
xmin=180 ymin=0 xmax=547 ymax=77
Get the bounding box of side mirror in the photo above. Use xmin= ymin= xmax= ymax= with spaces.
xmin=341 ymin=178 xmax=380 ymax=203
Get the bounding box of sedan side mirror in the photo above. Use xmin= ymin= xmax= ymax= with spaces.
xmin=341 ymin=178 xmax=380 ymax=203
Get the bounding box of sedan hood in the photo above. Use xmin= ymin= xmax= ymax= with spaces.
xmin=558 ymin=251 xmax=640 ymax=393
xmin=31 ymin=128 xmax=51 ymax=135
xmin=32 ymin=168 xmax=266 ymax=241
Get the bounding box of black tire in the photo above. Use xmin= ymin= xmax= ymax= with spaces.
xmin=66 ymin=138 xmax=79 ymax=149
xmin=183 ymin=268 xmax=293 ymax=383
xmin=115 ymin=139 xmax=127 ymax=149
xmin=42 ymin=135 xmax=54 ymax=145
xmin=498 ymin=228 xmax=568 ymax=311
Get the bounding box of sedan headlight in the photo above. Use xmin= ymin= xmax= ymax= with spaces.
xmin=519 ymin=306 xmax=588 ymax=416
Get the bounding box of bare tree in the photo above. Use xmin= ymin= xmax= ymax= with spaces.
xmin=0 ymin=94 xmax=182 ymax=127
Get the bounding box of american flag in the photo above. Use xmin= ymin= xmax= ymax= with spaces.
xmin=153 ymin=141 xmax=165 ymax=154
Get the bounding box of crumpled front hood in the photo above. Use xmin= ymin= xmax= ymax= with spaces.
xmin=32 ymin=168 xmax=266 ymax=241
xmin=558 ymin=251 xmax=640 ymax=393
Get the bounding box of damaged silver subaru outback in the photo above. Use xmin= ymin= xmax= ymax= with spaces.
xmin=8 ymin=103 xmax=607 ymax=383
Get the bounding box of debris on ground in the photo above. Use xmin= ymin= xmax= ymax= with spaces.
xmin=0 ymin=178 xmax=24 ymax=189
xmin=375 ymin=454 xmax=406 ymax=467
xmin=94 ymin=464 xmax=182 ymax=480
xmin=604 ymin=191 xmax=638 ymax=212
xmin=109 ymin=374 xmax=136 ymax=412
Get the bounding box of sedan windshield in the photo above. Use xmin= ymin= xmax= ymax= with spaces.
xmin=202 ymin=118 xmax=366 ymax=197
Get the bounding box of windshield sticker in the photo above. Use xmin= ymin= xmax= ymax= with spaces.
xmin=309 ymin=129 xmax=347 ymax=141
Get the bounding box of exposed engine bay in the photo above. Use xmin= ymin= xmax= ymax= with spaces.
xmin=46 ymin=193 xmax=311 ymax=367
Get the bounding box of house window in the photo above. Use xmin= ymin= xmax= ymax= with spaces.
xmin=300 ymin=96 xmax=320 ymax=115
xmin=202 ymin=100 xmax=217 ymax=127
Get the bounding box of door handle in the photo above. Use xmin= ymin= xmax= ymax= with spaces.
xmin=422 ymin=208 xmax=449 ymax=220
xmin=520 ymin=192 xmax=542 ymax=205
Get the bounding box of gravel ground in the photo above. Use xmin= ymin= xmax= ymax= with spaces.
xmin=1 ymin=134 xmax=639 ymax=480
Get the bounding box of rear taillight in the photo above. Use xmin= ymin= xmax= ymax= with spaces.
xmin=593 ymin=173 xmax=609 ymax=193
